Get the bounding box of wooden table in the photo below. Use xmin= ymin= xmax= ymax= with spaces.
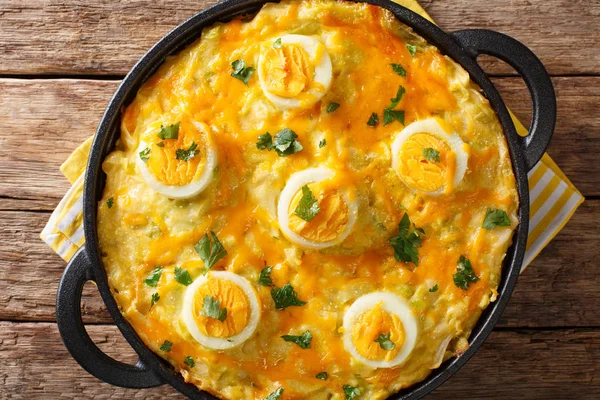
xmin=1 ymin=0 xmax=599 ymax=398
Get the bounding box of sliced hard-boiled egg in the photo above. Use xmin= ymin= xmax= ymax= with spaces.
xmin=136 ymin=120 xmax=217 ymax=199
xmin=391 ymin=118 xmax=469 ymax=196
xmin=258 ymin=34 xmax=333 ymax=109
xmin=181 ymin=271 xmax=261 ymax=350
xmin=343 ymin=292 xmax=418 ymax=369
xmin=277 ymin=167 xmax=358 ymax=249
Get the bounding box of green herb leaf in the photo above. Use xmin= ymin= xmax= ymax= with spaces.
xmin=453 ymin=255 xmax=480 ymax=290
xmin=390 ymin=63 xmax=407 ymax=77
xmin=184 ymin=356 xmax=195 ymax=368
xmin=144 ymin=266 xmax=163 ymax=287
xmin=158 ymin=123 xmax=180 ymax=140
xmin=327 ymin=102 xmax=340 ymax=113
xmin=319 ymin=139 xmax=327 ymax=148
xmin=175 ymin=142 xmax=199 ymax=161
xmin=367 ymin=112 xmax=379 ymax=127
xmin=272 ymin=128 xmax=303 ymax=157
xmin=406 ymin=44 xmax=417 ymax=56
xmin=387 ymin=85 xmax=406 ymax=110
xmin=383 ymin=109 xmax=405 ymax=126
xmin=281 ymin=330 xmax=312 ymax=349
xmin=156 ymin=141 xmax=165 ymax=147
xmin=482 ymin=208 xmax=511 ymax=230
xmin=273 ymin=38 xmax=283 ymax=49
xmin=160 ymin=340 xmax=172 ymax=352
xmin=194 ymin=231 xmax=227 ymax=273
xmin=316 ymin=372 xmax=328 ymax=380
xmin=174 ymin=267 xmax=193 ymax=286
xmin=271 ymin=283 xmax=307 ymax=310
xmin=256 ymin=132 xmax=273 ymax=151
xmin=201 ymin=295 xmax=228 ymax=322
xmin=139 ymin=147 xmax=151 ymax=163
xmin=265 ymin=387 xmax=284 ymax=400
xmin=374 ymin=333 xmax=396 ymax=350
xmin=106 ymin=197 xmax=114 ymax=209
xmin=294 ymin=185 xmax=320 ymax=222
xmin=150 ymin=292 xmax=160 ymax=309
xmin=231 ymin=59 xmax=255 ymax=85
xmin=343 ymin=385 xmax=361 ymax=399
xmin=258 ymin=266 xmax=274 ymax=286
xmin=422 ymin=147 xmax=440 ymax=162
xmin=429 ymin=284 xmax=439 ymax=293
xmin=388 ymin=213 xmax=424 ymax=267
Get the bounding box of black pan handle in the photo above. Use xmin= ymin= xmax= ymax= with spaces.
xmin=56 ymin=247 xmax=163 ymax=388
xmin=451 ymin=29 xmax=556 ymax=171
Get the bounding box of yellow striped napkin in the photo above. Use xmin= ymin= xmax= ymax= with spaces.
xmin=40 ymin=0 xmax=584 ymax=273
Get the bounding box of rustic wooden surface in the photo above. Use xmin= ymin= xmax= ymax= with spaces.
xmin=0 ymin=0 xmax=599 ymax=398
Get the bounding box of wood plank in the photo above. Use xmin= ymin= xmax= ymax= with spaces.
xmin=1 ymin=321 xmax=598 ymax=398
xmin=0 ymin=0 xmax=598 ymax=76
xmin=0 ymin=76 xmax=598 ymax=212
xmin=0 ymin=200 xmax=597 ymax=327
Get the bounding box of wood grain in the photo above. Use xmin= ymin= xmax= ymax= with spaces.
xmin=0 ymin=200 xmax=597 ymax=327
xmin=0 ymin=0 xmax=598 ymax=76
xmin=1 ymin=321 xmax=598 ymax=399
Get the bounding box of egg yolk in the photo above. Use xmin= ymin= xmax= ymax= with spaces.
xmin=192 ymin=278 xmax=250 ymax=338
xmin=144 ymin=121 xmax=207 ymax=186
xmin=396 ymin=132 xmax=456 ymax=193
xmin=351 ymin=302 xmax=405 ymax=361
xmin=287 ymin=181 xmax=349 ymax=242
xmin=260 ymin=43 xmax=315 ymax=98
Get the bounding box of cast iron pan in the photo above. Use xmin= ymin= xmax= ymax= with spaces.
xmin=55 ymin=0 xmax=556 ymax=398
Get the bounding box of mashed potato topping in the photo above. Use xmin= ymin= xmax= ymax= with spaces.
xmin=98 ymin=1 xmax=518 ymax=398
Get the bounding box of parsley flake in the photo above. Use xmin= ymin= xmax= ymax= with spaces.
xmin=158 ymin=123 xmax=179 ymax=140
xmin=327 ymin=102 xmax=340 ymax=113
xmin=174 ymin=267 xmax=193 ymax=286
xmin=258 ymin=266 xmax=274 ymax=286
xmin=281 ymin=330 xmax=312 ymax=349
xmin=150 ymin=292 xmax=160 ymax=309
xmin=429 ymin=284 xmax=439 ymax=293
xmin=271 ymin=283 xmax=306 ymax=310
xmin=144 ymin=266 xmax=163 ymax=287
xmin=316 ymin=372 xmax=329 ymax=380
xmin=139 ymin=147 xmax=151 ymax=163
xmin=482 ymin=208 xmax=511 ymax=230
xmin=156 ymin=141 xmax=165 ymax=147
xmin=273 ymin=38 xmax=283 ymax=49
xmin=367 ymin=112 xmax=379 ymax=127
xmin=294 ymin=185 xmax=320 ymax=222
xmin=194 ymin=231 xmax=227 ymax=273
xmin=256 ymin=132 xmax=273 ymax=150
xmin=201 ymin=295 xmax=228 ymax=322
xmin=160 ymin=340 xmax=172 ymax=352
xmin=406 ymin=44 xmax=417 ymax=56
xmin=106 ymin=197 xmax=114 ymax=209
xmin=383 ymin=109 xmax=405 ymax=126
xmin=184 ymin=356 xmax=195 ymax=368
xmin=343 ymin=385 xmax=361 ymax=399
xmin=265 ymin=387 xmax=284 ymax=400
xmin=388 ymin=213 xmax=424 ymax=267
xmin=390 ymin=63 xmax=407 ymax=77
xmin=272 ymin=128 xmax=303 ymax=156
xmin=231 ymin=59 xmax=255 ymax=85
xmin=374 ymin=333 xmax=396 ymax=350
xmin=319 ymin=139 xmax=327 ymax=148
xmin=175 ymin=142 xmax=199 ymax=161
xmin=422 ymin=147 xmax=441 ymax=162
xmin=453 ymin=255 xmax=480 ymax=290
xmin=388 ymin=85 xmax=406 ymax=110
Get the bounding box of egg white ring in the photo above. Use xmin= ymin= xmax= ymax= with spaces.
xmin=277 ymin=167 xmax=358 ymax=250
xmin=343 ymin=292 xmax=418 ymax=369
xmin=258 ymin=34 xmax=333 ymax=110
xmin=391 ymin=118 xmax=468 ymax=196
xmin=136 ymin=122 xmax=217 ymax=199
xmin=181 ymin=271 xmax=261 ymax=350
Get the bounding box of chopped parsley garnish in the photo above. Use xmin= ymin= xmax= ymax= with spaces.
xmin=256 ymin=132 xmax=273 ymax=151
xmin=382 ymin=85 xmax=406 ymax=126
xmin=390 ymin=63 xmax=407 ymax=77
xmin=201 ymin=295 xmax=228 ymax=322
xmin=174 ymin=267 xmax=193 ymax=286
xmin=294 ymin=185 xmax=320 ymax=222
xmin=271 ymin=283 xmax=307 ymax=310
xmin=319 ymin=139 xmax=327 ymax=148
xmin=273 ymin=38 xmax=283 ymax=49
xmin=453 ymin=255 xmax=480 ymax=290
xmin=281 ymin=330 xmax=312 ymax=349
xmin=429 ymin=284 xmax=439 ymax=293
xmin=272 ymin=128 xmax=303 ymax=156
xmin=374 ymin=333 xmax=396 ymax=350
xmin=265 ymin=387 xmax=284 ymax=400
xmin=258 ymin=266 xmax=274 ymax=286
xmin=175 ymin=142 xmax=199 ymax=161
xmin=150 ymin=292 xmax=160 ymax=309
xmin=139 ymin=147 xmax=151 ymax=162
xmin=158 ymin=123 xmax=179 ymax=140
xmin=422 ymin=147 xmax=441 ymax=162
xmin=343 ymin=385 xmax=361 ymax=399
xmin=482 ymin=208 xmax=511 ymax=230
xmin=160 ymin=340 xmax=172 ymax=352
xmin=194 ymin=231 xmax=227 ymax=273
xmin=327 ymin=102 xmax=340 ymax=113
xmin=388 ymin=85 xmax=406 ymax=109
xmin=106 ymin=197 xmax=114 ymax=209
xmin=367 ymin=112 xmax=379 ymax=127
xmin=184 ymin=356 xmax=195 ymax=368
xmin=406 ymin=44 xmax=417 ymax=56
xmin=144 ymin=266 xmax=163 ymax=287
xmin=316 ymin=372 xmax=328 ymax=380
xmin=156 ymin=141 xmax=165 ymax=147
xmin=388 ymin=213 xmax=424 ymax=267
xmin=231 ymin=59 xmax=255 ymax=85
